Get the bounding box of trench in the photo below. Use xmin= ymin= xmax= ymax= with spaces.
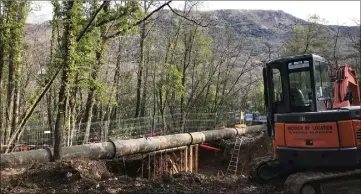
xmin=101 ymin=130 xmax=272 ymax=180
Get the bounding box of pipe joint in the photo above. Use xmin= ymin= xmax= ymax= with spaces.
xmin=189 ymin=132 xmax=206 ymax=144
xmin=107 ymin=139 xmax=117 ymax=159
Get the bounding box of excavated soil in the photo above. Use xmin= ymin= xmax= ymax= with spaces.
xmin=0 ymin=130 xmax=282 ymax=194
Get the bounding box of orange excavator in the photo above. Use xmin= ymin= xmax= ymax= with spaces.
xmin=249 ymin=54 xmax=361 ymax=194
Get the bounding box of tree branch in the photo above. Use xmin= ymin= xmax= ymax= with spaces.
xmin=105 ymin=0 xmax=172 ymax=40
xmin=347 ymin=30 xmax=360 ymax=52
xmin=138 ymin=1 xmax=172 ymax=26
xmin=5 ymin=67 xmax=61 ymax=153
xmin=76 ymin=1 xmax=108 ymax=42
xmin=167 ymin=4 xmax=208 ymax=27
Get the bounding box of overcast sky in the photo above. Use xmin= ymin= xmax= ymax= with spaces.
xmin=27 ymin=1 xmax=360 ymax=26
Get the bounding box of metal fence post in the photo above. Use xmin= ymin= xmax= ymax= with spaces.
xmin=214 ymin=112 xmax=218 ymax=129
xmin=104 ymin=121 xmax=109 ymax=141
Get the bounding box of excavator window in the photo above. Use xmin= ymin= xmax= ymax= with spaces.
xmin=272 ymin=68 xmax=283 ymax=103
xmin=314 ymin=60 xmax=333 ymax=110
xmin=288 ymin=60 xmax=313 ymax=112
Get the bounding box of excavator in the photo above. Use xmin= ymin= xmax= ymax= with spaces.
xmin=249 ymin=54 xmax=361 ymax=194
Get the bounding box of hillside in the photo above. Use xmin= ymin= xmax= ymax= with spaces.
xmin=25 ymin=9 xmax=360 ymax=61
xmin=18 ymin=8 xmax=361 ymax=125
xmin=166 ymin=9 xmax=359 ymax=56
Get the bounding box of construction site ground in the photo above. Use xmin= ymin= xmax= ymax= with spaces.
xmin=1 ymin=129 xmax=360 ymax=194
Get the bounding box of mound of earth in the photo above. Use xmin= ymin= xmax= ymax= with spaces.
xmin=120 ymin=172 xmax=284 ymax=194
xmin=1 ymin=158 xmax=114 ymax=194
xmin=1 ymin=160 xmax=283 ymax=194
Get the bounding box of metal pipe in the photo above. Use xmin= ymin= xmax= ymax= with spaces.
xmin=61 ymin=142 xmax=116 ymax=159
xmin=0 ymin=126 xmax=265 ymax=168
xmin=160 ymin=151 xmax=163 ymax=175
xmin=148 ymin=154 xmax=151 ymax=180
xmin=198 ymin=128 xmax=238 ymax=143
xmin=185 ymin=146 xmax=188 ymax=172
xmin=141 ymin=154 xmax=144 ymax=177
xmin=0 ymin=149 xmax=51 ymax=167
xmin=180 ymin=149 xmax=183 ymax=172
xmin=112 ymin=133 xmax=192 ymax=157
xmin=153 ymin=153 xmax=156 ymax=178
xmin=0 ymin=142 xmax=115 ymax=167
xmin=189 ymin=145 xmax=193 ymax=173
xmin=195 ymin=144 xmax=199 ymax=173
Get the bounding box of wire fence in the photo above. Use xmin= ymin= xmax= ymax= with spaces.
xmin=1 ymin=112 xmax=240 ymax=153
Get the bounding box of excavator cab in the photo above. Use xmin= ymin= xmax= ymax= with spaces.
xmin=252 ymin=54 xmax=361 ymax=194
xmin=263 ymin=54 xmax=335 ymax=137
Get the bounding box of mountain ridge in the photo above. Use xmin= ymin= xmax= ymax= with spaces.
xmin=24 ymin=9 xmax=360 ymax=59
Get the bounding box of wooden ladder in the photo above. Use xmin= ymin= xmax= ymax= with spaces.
xmin=226 ymin=136 xmax=243 ymax=176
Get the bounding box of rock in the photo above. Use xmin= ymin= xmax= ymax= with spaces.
xmin=106 ymin=188 xmax=122 ymax=194
xmin=66 ymin=172 xmax=72 ymax=178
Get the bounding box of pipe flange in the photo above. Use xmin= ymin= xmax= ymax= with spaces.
xmin=107 ymin=139 xmax=117 ymax=159
xmin=187 ymin=132 xmax=194 ymax=145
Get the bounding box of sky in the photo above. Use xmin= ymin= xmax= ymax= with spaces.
xmin=27 ymin=1 xmax=360 ymax=26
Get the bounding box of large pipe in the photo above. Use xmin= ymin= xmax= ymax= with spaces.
xmin=112 ymin=133 xmax=192 ymax=157
xmin=0 ymin=125 xmax=265 ymax=168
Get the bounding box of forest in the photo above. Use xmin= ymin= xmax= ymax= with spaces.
xmin=0 ymin=0 xmax=360 ymax=158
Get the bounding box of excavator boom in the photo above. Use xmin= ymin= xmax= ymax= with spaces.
xmin=332 ymin=64 xmax=360 ymax=108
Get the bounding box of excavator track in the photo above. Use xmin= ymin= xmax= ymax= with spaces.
xmin=284 ymin=169 xmax=361 ymax=194
xmin=249 ymin=156 xmax=285 ymax=182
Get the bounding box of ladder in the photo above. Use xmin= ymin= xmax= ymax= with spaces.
xmin=226 ymin=136 xmax=243 ymax=176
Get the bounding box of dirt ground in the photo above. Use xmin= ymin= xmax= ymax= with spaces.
xmin=0 ymin=131 xmax=283 ymax=194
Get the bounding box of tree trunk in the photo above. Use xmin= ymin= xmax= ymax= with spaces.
xmin=83 ymin=17 xmax=107 ymax=143
xmin=135 ymin=16 xmax=146 ymax=118
xmin=46 ymin=91 xmax=54 ymax=144
xmin=12 ymin=55 xmax=20 ymax=139
xmin=83 ymin=82 xmax=96 ymax=144
xmin=109 ymin=38 xmax=123 ymax=130
xmin=54 ymin=71 xmax=68 ymax=160
xmin=6 ymin=21 xmax=15 ymax=144
xmin=0 ymin=2 xmax=5 ymax=145
xmin=140 ymin=64 xmax=148 ymax=117
xmin=53 ymin=1 xmax=75 ymax=160
xmin=152 ymin=61 xmax=157 ymax=135
xmin=212 ymin=69 xmax=221 ymax=113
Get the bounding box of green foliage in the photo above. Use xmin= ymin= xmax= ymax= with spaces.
xmin=160 ymin=64 xmax=184 ymax=96
xmin=67 ymin=1 xmax=84 ymax=88
xmin=248 ymin=81 xmax=265 ymax=114
xmin=0 ymin=0 xmax=30 ymax=92
xmin=8 ymin=1 xmax=30 ymax=80
xmin=193 ymin=31 xmax=213 ymax=64
xmin=99 ymin=0 xmax=144 ymax=39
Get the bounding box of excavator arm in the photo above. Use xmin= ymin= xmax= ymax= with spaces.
xmin=332 ymin=64 xmax=360 ymax=108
